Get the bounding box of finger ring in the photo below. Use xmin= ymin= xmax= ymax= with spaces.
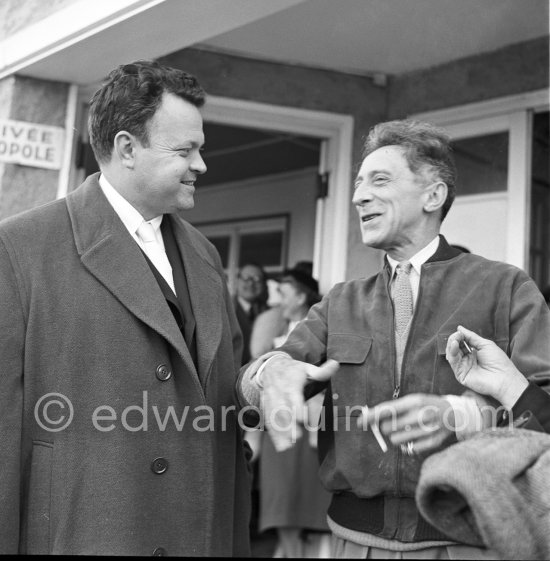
xmin=400 ymin=441 xmax=415 ymax=456
xmin=404 ymin=424 xmax=411 ymax=432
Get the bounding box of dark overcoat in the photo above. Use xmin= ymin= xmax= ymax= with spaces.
xmin=0 ymin=174 xmax=251 ymax=555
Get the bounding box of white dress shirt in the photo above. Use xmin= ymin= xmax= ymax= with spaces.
xmin=99 ymin=174 xmax=166 ymax=253
xmin=237 ymin=297 xmax=252 ymax=314
xmin=99 ymin=174 xmax=175 ymax=293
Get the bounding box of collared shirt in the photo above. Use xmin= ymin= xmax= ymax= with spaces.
xmin=386 ymin=236 xmax=440 ymax=307
xmin=237 ymin=296 xmax=252 ymax=314
xmin=98 ymin=174 xmax=166 ymax=253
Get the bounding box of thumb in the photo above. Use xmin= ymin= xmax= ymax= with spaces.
xmin=305 ymin=359 xmax=340 ymax=382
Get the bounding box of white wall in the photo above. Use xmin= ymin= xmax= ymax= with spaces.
xmin=441 ymin=192 xmax=507 ymax=261
xmin=183 ymin=167 xmax=318 ymax=267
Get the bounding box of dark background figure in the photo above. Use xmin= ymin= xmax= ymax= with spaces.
xmin=232 ymin=262 xmax=270 ymax=556
xmin=233 ymin=263 xmax=269 ymax=365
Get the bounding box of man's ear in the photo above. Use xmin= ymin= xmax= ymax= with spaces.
xmin=113 ymin=131 xmax=138 ymax=169
xmin=423 ymin=181 xmax=448 ymax=215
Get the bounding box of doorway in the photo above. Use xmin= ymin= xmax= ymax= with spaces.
xmin=185 ymin=121 xmax=322 ymax=296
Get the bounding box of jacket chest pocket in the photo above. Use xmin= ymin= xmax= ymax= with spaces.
xmin=327 ymin=334 xmax=372 ymax=415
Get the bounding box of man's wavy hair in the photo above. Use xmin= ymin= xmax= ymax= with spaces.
xmin=88 ymin=60 xmax=205 ymax=163
xmin=362 ymin=120 xmax=457 ymax=221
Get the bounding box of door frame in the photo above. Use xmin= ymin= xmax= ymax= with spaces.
xmin=202 ymin=95 xmax=354 ymax=294
xmin=412 ymin=89 xmax=549 ymax=270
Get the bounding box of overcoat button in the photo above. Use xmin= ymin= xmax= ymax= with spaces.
xmin=151 ymin=457 xmax=168 ymax=474
xmin=152 ymin=546 xmax=166 ymax=556
xmin=156 ymin=364 xmax=172 ymax=381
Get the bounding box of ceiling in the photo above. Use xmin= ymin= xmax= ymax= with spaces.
xmin=2 ymin=0 xmax=548 ymax=84
xmin=199 ymin=0 xmax=550 ymax=77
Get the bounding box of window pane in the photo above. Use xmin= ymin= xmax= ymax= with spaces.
xmin=452 ymin=132 xmax=509 ymax=195
xmin=239 ymin=231 xmax=283 ymax=267
xmin=208 ymin=236 xmax=230 ymax=268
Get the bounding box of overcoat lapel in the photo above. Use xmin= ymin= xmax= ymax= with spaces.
xmin=169 ymin=214 xmax=223 ymax=388
xmin=65 ymin=175 xmax=203 ymax=395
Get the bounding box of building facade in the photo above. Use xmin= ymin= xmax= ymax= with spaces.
xmin=0 ymin=0 xmax=548 ymax=292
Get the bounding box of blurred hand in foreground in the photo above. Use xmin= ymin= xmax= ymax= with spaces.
xmin=358 ymin=393 xmax=455 ymax=455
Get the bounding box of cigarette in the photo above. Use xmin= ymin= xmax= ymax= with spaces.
xmin=361 ymin=405 xmax=388 ymax=452
xmin=460 ymin=339 xmax=473 ymax=354
xmin=371 ymin=421 xmax=388 ymax=453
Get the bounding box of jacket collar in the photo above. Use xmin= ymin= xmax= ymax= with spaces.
xmin=426 ymin=235 xmax=463 ymax=263
xmin=383 ymin=235 xmax=462 ymax=276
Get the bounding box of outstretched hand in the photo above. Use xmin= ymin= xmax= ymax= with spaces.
xmin=261 ymin=356 xmax=339 ymax=451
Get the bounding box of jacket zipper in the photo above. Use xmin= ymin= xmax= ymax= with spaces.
xmin=393 ymin=272 xmax=424 ymax=495
xmin=388 ymin=273 xmax=402 ymax=496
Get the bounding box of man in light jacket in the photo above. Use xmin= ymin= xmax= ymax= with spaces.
xmin=237 ymin=119 xmax=550 ymax=558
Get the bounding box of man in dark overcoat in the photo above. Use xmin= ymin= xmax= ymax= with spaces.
xmin=0 ymin=60 xmax=251 ymax=556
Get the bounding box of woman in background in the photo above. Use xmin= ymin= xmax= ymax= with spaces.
xmin=251 ymin=267 xmax=332 ymax=558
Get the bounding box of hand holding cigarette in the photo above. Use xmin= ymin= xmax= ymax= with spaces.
xmin=445 ymin=325 xmax=528 ymax=408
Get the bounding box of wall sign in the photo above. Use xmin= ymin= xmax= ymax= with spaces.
xmin=0 ymin=118 xmax=65 ymax=170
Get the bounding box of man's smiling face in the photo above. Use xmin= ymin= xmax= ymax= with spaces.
xmin=352 ymin=145 xmax=431 ymax=257
xmin=130 ymin=92 xmax=206 ymax=219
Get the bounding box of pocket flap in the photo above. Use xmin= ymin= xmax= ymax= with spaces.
xmin=328 ymin=334 xmax=372 ymax=364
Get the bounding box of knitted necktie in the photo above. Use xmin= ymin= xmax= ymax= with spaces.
xmin=136 ymin=221 xmax=176 ymax=295
xmin=391 ymin=261 xmax=413 ymax=382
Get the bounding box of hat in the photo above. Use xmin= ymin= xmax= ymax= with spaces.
xmin=281 ymin=267 xmax=319 ymax=295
